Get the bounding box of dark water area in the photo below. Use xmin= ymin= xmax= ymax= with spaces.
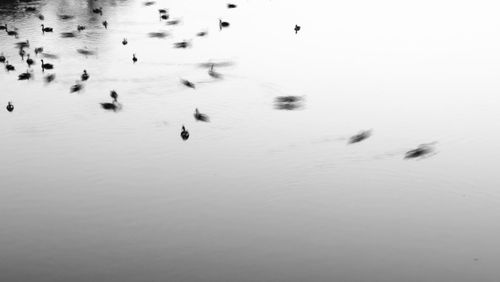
xmin=2 ymin=0 xmax=500 ymax=281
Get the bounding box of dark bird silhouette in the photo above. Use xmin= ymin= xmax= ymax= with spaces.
xmin=208 ymin=64 xmax=222 ymax=79
xmin=158 ymin=8 xmax=168 ymax=14
xmin=26 ymin=54 xmax=34 ymax=67
xmin=19 ymin=48 xmax=25 ymax=61
xmin=5 ymin=61 xmax=15 ymax=71
xmin=60 ymin=32 xmax=76 ymax=38
xmin=70 ymin=81 xmax=83 ymax=93
xmin=18 ymin=70 xmax=31 ymax=80
xmin=405 ymin=144 xmax=434 ymax=159
xmin=194 ymin=108 xmax=209 ymax=122
xmin=40 ymin=59 xmax=53 ymax=71
xmin=6 ymin=26 xmax=18 ymax=37
xmin=349 ymin=130 xmax=372 ymax=144
xmin=227 ymin=3 xmax=237 ymax=8
xmin=196 ymin=31 xmax=207 ymax=37
xmin=110 ymin=90 xmax=118 ymax=102
xmin=0 ymin=53 xmax=5 ymax=63
xmin=219 ymin=19 xmax=230 ymax=30
xmin=77 ymin=25 xmax=86 ymax=32
xmin=174 ymin=40 xmax=190 ymax=48
xmin=81 ymin=70 xmax=89 ymax=81
xmin=180 ymin=126 xmax=189 ymax=140
xmin=38 ymin=14 xmax=44 ymax=20
xmin=6 ymin=102 xmax=14 ymax=112
xmin=0 ymin=24 xmax=6 ymax=31
xmin=102 ymin=21 xmax=108 ymax=29
xmin=122 ymin=38 xmax=128 ymax=45
xmin=44 ymin=73 xmax=55 ymax=83
xmin=15 ymin=40 xmax=29 ymax=49
xmin=93 ymin=7 xmax=103 ymax=15
xmin=34 ymin=47 xmax=43 ymax=55
xmin=25 ymin=7 xmax=37 ymax=12
xmin=100 ymin=101 xmax=121 ymax=112
xmin=58 ymin=14 xmax=74 ymax=20
xmin=132 ymin=53 xmax=137 ymax=63
xmin=160 ymin=14 xmax=169 ymax=20
xmin=294 ymin=24 xmax=301 ymax=34
xmin=181 ymin=79 xmax=195 ymax=89
xmin=166 ymin=19 xmax=180 ymax=25
xmin=41 ymin=24 xmax=53 ymax=33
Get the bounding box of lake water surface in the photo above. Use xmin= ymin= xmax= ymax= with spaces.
xmin=2 ymin=0 xmax=500 ymax=281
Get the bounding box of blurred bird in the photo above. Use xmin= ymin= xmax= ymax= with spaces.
xmin=294 ymin=24 xmax=301 ymax=34
xmin=180 ymin=126 xmax=189 ymax=140
xmin=194 ymin=108 xmax=209 ymax=122
xmin=81 ymin=70 xmax=89 ymax=81
xmin=6 ymin=102 xmax=14 ymax=112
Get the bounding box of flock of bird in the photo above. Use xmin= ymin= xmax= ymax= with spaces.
xmin=1 ymin=1 xmax=433 ymax=159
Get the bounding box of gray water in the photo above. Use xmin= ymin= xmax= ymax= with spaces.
xmin=2 ymin=0 xmax=500 ymax=281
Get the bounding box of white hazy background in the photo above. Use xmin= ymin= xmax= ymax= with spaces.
xmin=1 ymin=0 xmax=500 ymax=281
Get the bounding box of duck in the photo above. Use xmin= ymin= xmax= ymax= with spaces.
xmin=194 ymin=108 xmax=209 ymax=122
xmin=41 ymin=24 xmax=53 ymax=33
xmin=81 ymin=70 xmax=89 ymax=81
xmin=349 ymin=130 xmax=372 ymax=144
xmin=70 ymin=81 xmax=83 ymax=93
xmin=181 ymin=79 xmax=195 ymax=89
xmin=18 ymin=70 xmax=31 ymax=80
xmin=227 ymin=3 xmax=237 ymax=8
xmin=40 ymin=59 xmax=53 ymax=71
xmin=34 ymin=47 xmax=43 ymax=55
xmin=6 ymin=102 xmax=14 ymax=112
xmin=132 ymin=53 xmax=137 ymax=63
xmin=26 ymin=54 xmax=34 ymax=67
xmin=208 ymin=64 xmax=222 ymax=79
xmin=110 ymin=90 xmax=118 ymax=102
xmin=44 ymin=73 xmax=55 ymax=83
xmin=100 ymin=100 xmax=121 ymax=112
xmin=77 ymin=25 xmax=86 ymax=32
xmin=5 ymin=61 xmax=15 ymax=71
xmin=294 ymin=24 xmax=301 ymax=34
xmin=0 ymin=53 xmax=5 ymax=63
xmin=92 ymin=7 xmax=103 ymax=15
xmin=102 ymin=21 xmax=108 ymax=29
xmin=180 ymin=126 xmax=189 ymax=140
xmin=219 ymin=19 xmax=230 ymax=30
xmin=160 ymin=14 xmax=169 ymax=20
xmin=122 ymin=38 xmax=128 ymax=45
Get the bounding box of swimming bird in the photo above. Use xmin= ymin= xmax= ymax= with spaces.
xmin=5 ymin=61 xmax=15 ymax=71
xmin=0 ymin=24 xmax=6 ymax=31
xmin=219 ymin=19 xmax=230 ymax=30
xmin=44 ymin=73 xmax=55 ymax=83
xmin=102 ymin=21 xmax=108 ymax=29
xmin=25 ymin=7 xmax=37 ymax=12
xmin=405 ymin=144 xmax=434 ymax=159
xmin=26 ymin=54 xmax=34 ymax=67
xmin=6 ymin=102 xmax=14 ymax=112
xmin=38 ymin=14 xmax=44 ymax=20
xmin=6 ymin=27 xmax=18 ymax=37
xmin=196 ymin=31 xmax=207 ymax=37
xmin=160 ymin=14 xmax=170 ymax=20
xmin=181 ymin=79 xmax=195 ymax=89
xmin=132 ymin=53 xmax=137 ymax=63
xmin=81 ymin=70 xmax=89 ymax=81
xmin=174 ymin=40 xmax=190 ymax=48
xmin=93 ymin=7 xmax=103 ymax=15
xmin=15 ymin=40 xmax=29 ymax=48
xmin=110 ymin=90 xmax=118 ymax=102
xmin=166 ymin=19 xmax=180 ymax=25
xmin=77 ymin=25 xmax=86 ymax=32
xmin=100 ymin=101 xmax=121 ymax=112
xmin=0 ymin=53 xmax=5 ymax=63
xmin=294 ymin=24 xmax=301 ymax=34
xmin=227 ymin=3 xmax=237 ymax=8
xmin=58 ymin=14 xmax=74 ymax=20
xmin=158 ymin=8 xmax=168 ymax=14
xmin=70 ymin=81 xmax=83 ymax=93
xmin=41 ymin=24 xmax=53 ymax=33
xmin=40 ymin=59 xmax=53 ymax=71
xmin=18 ymin=70 xmax=31 ymax=80
xmin=349 ymin=130 xmax=372 ymax=144
xmin=34 ymin=47 xmax=43 ymax=55
xmin=194 ymin=108 xmax=209 ymax=122
xmin=180 ymin=126 xmax=189 ymax=140
xmin=122 ymin=38 xmax=128 ymax=45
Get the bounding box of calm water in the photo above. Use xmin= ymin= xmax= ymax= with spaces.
xmin=2 ymin=0 xmax=500 ymax=281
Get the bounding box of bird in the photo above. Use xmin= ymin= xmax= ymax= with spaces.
xmin=102 ymin=21 xmax=108 ymax=29
xmin=110 ymin=90 xmax=118 ymax=102
xmin=19 ymin=48 xmax=25 ymax=61
xmin=132 ymin=53 xmax=137 ymax=63
xmin=18 ymin=70 xmax=31 ymax=80
xmin=38 ymin=14 xmax=44 ymax=20
xmin=158 ymin=8 xmax=168 ymax=14
xmin=227 ymin=3 xmax=237 ymax=8
xmin=0 ymin=53 xmax=5 ymax=63
xmin=0 ymin=24 xmax=6 ymax=31
xmin=6 ymin=27 xmax=18 ymax=37
xmin=405 ymin=144 xmax=434 ymax=159
xmin=77 ymin=25 xmax=86 ymax=32
xmin=81 ymin=70 xmax=89 ymax=81
xmin=70 ymin=81 xmax=83 ymax=93
xmin=100 ymin=101 xmax=121 ymax=111
xmin=44 ymin=73 xmax=55 ymax=83
xmin=25 ymin=7 xmax=36 ymax=12
xmin=294 ymin=24 xmax=301 ymax=34
xmin=5 ymin=61 xmax=15 ymax=71
xmin=219 ymin=19 xmax=230 ymax=30
xmin=6 ymin=102 xmax=14 ymax=112
xmin=348 ymin=130 xmax=372 ymax=144
xmin=180 ymin=126 xmax=189 ymax=140
xmin=208 ymin=64 xmax=222 ymax=79
xmin=160 ymin=14 xmax=169 ymax=20
xmin=174 ymin=40 xmax=190 ymax=48
xmin=92 ymin=7 xmax=103 ymax=15
xmin=122 ymin=38 xmax=128 ymax=45
xmin=15 ymin=40 xmax=29 ymax=48
xmin=196 ymin=31 xmax=207 ymax=37
xmin=34 ymin=47 xmax=44 ymax=55
xmin=41 ymin=24 xmax=53 ymax=33
xmin=194 ymin=108 xmax=209 ymax=122
xmin=40 ymin=59 xmax=53 ymax=71
xmin=181 ymin=79 xmax=195 ymax=89
xmin=26 ymin=54 xmax=34 ymax=67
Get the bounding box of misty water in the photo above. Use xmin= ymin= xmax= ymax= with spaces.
xmin=2 ymin=0 xmax=500 ymax=281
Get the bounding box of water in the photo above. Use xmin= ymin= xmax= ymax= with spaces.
xmin=2 ymin=0 xmax=500 ymax=281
